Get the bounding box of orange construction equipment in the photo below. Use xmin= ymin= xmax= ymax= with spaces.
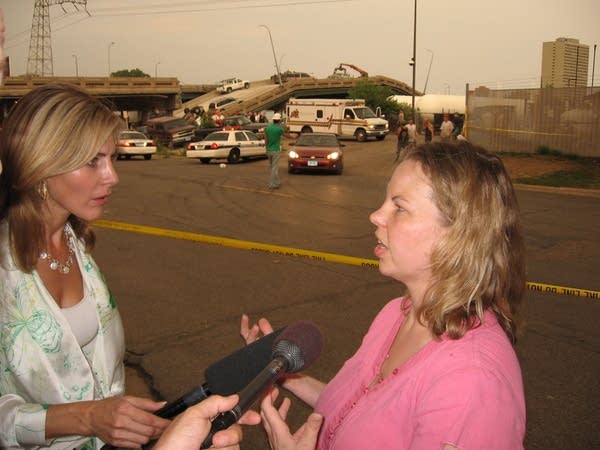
xmin=333 ymin=63 xmax=369 ymax=78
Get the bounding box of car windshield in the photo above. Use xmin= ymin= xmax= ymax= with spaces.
xmin=204 ymin=132 xmax=230 ymax=141
xmin=225 ymin=116 xmax=250 ymax=126
xmin=120 ymin=132 xmax=147 ymax=140
xmin=217 ymin=98 xmax=235 ymax=106
xmin=353 ymin=107 xmax=377 ymax=119
xmin=164 ymin=119 xmax=190 ymax=129
xmin=296 ymin=134 xmax=339 ymax=147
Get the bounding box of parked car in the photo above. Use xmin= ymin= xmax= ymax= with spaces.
xmin=186 ymin=130 xmax=266 ymax=164
xmin=208 ymin=97 xmax=239 ymax=111
xmin=145 ymin=116 xmax=196 ymax=148
xmin=222 ymin=115 xmax=266 ymax=136
xmin=271 ymin=70 xmax=312 ymax=83
xmin=288 ymin=132 xmax=344 ymax=174
xmin=117 ymin=131 xmax=157 ymax=160
xmin=216 ymin=78 xmax=250 ymax=94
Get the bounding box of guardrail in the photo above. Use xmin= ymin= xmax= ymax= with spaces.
xmin=0 ymin=76 xmax=182 ymax=97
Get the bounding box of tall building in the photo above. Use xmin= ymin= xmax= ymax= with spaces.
xmin=541 ymin=37 xmax=589 ymax=88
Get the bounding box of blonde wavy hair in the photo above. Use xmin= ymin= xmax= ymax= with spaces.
xmin=0 ymin=83 xmax=123 ymax=272
xmin=399 ymin=141 xmax=526 ymax=344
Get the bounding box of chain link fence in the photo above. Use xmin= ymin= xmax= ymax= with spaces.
xmin=464 ymin=85 xmax=600 ymax=157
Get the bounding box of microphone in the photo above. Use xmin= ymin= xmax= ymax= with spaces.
xmin=155 ymin=326 xmax=285 ymax=418
xmin=100 ymin=327 xmax=285 ymax=450
xmin=200 ymin=321 xmax=324 ymax=449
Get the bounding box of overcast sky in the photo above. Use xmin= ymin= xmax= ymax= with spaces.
xmin=2 ymin=0 xmax=599 ymax=95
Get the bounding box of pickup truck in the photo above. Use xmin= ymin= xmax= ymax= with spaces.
xmin=145 ymin=116 xmax=196 ymax=148
xmin=216 ymin=78 xmax=250 ymax=94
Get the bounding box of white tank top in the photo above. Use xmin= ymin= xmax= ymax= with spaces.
xmin=61 ymin=291 xmax=99 ymax=348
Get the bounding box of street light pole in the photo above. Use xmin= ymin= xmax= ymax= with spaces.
xmin=72 ymin=54 xmax=79 ymax=77
xmin=410 ymin=0 xmax=417 ymax=119
xmin=423 ymin=48 xmax=433 ymax=94
xmin=155 ymin=61 xmax=161 ymax=78
xmin=260 ymin=25 xmax=282 ymax=86
xmin=278 ymin=53 xmax=286 ymax=73
xmin=107 ymin=41 xmax=115 ymax=77
xmin=592 ymin=44 xmax=597 ymax=94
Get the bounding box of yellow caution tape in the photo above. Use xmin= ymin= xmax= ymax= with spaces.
xmin=93 ymin=220 xmax=598 ymax=299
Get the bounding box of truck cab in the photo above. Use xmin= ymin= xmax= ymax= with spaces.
xmin=145 ymin=116 xmax=196 ymax=147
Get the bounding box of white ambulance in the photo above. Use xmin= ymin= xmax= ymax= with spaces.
xmin=285 ymin=98 xmax=389 ymax=141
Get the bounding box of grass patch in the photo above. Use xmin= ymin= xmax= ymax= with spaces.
xmin=496 ymin=149 xmax=600 ymax=189
xmin=515 ymin=164 xmax=600 ymax=189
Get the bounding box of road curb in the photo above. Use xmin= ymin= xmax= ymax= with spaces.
xmin=514 ymin=183 xmax=600 ymax=198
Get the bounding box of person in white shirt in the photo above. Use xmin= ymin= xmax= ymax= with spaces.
xmin=440 ymin=114 xmax=455 ymax=141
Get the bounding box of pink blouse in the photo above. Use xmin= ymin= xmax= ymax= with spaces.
xmin=315 ymin=298 xmax=525 ymax=449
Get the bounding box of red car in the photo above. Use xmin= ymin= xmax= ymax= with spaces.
xmin=287 ymin=133 xmax=344 ymax=174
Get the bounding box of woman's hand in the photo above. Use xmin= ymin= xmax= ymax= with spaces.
xmin=260 ymin=388 xmax=322 ymax=450
xmin=46 ymin=396 xmax=170 ymax=448
xmin=154 ymin=394 xmax=261 ymax=450
xmin=240 ymin=314 xmax=275 ymax=345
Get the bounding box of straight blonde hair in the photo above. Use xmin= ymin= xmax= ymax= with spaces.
xmin=0 ymin=83 xmax=123 ymax=272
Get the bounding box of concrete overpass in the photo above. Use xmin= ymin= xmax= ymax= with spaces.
xmin=0 ymin=75 xmax=417 ymax=122
xmin=0 ymin=76 xmax=185 ymax=115
xmin=176 ymin=75 xmax=417 ymax=117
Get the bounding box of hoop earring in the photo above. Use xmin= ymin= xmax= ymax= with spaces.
xmin=38 ymin=180 xmax=48 ymax=201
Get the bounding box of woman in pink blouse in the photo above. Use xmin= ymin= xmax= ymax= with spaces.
xmin=244 ymin=140 xmax=527 ymax=450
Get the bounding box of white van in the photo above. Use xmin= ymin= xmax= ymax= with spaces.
xmin=286 ymin=98 xmax=389 ymax=141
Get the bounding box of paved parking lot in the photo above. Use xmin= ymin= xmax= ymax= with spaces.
xmin=93 ymin=137 xmax=599 ymax=449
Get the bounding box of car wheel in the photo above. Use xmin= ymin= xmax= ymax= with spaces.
xmin=144 ymin=154 xmax=152 ymax=160
xmin=301 ymin=126 xmax=313 ymax=134
xmin=355 ymin=129 xmax=367 ymax=142
xmin=199 ymin=158 xmax=210 ymax=164
xmin=244 ymin=82 xmax=250 ymax=89
xmin=227 ymin=148 xmax=241 ymax=163
xmin=227 ymin=87 xmax=232 ymax=93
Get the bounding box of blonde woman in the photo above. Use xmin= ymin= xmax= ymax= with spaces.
xmin=246 ymin=140 xmax=527 ymax=450
xmin=0 ymin=84 xmax=170 ymax=449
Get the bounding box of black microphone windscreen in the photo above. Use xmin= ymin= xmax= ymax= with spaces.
xmin=204 ymin=326 xmax=285 ymax=395
xmin=273 ymin=321 xmax=323 ymax=373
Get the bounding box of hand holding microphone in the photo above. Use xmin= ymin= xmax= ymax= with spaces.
xmin=201 ymin=320 xmax=324 ymax=449
xmin=101 ymin=327 xmax=285 ymax=450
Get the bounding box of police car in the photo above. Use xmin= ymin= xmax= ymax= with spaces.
xmin=186 ymin=130 xmax=266 ymax=164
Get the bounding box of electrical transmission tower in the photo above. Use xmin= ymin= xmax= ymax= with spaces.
xmin=27 ymin=0 xmax=89 ymax=76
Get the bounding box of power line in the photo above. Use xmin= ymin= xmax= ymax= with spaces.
xmin=89 ymin=0 xmax=355 ymax=17
xmin=5 ymin=0 xmax=355 ymax=49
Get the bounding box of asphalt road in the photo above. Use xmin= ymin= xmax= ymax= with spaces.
xmin=92 ymin=137 xmax=600 ymax=449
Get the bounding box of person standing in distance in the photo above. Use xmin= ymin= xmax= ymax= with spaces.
xmin=439 ymin=113 xmax=454 ymax=142
xmin=0 ymin=84 xmax=170 ymax=449
xmin=264 ymin=113 xmax=285 ymax=189
xmin=395 ymin=110 xmax=409 ymax=160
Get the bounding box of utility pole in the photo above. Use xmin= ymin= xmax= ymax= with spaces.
xmin=27 ymin=1 xmax=89 ymax=76
xmin=410 ymin=0 xmax=417 ymax=120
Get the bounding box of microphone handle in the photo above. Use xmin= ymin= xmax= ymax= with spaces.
xmin=155 ymin=383 xmax=212 ymax=418
xmin=200 ymin=357 xmax=288 ymax=449
xmin=100 ymin=384 xmax=212 ymax=450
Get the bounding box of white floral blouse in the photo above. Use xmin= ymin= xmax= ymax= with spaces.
xmin=0 ymin=221 xmax=125 ymax=449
